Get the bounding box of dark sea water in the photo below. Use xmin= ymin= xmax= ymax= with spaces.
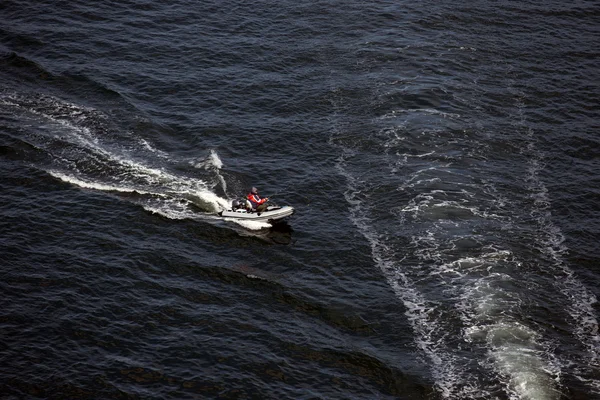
xmin=1 ymin=1 xmax=599 ymax=399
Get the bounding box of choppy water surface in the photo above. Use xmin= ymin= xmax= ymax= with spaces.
xmin=1 ymin=1 xmax=599 ymax=399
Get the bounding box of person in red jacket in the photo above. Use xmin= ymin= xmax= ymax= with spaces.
xmin=247 ymin=187 xmax=269 ymax=214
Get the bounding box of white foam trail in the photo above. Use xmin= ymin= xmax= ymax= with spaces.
xmin=139 ymin=138 xmax=168 ymax=158
xmin=336 ymin=152 xmax=477 ymax=399
xmin=330 ymin=78 xmax=577 ymax=398
xmin=468 ymin=321 xmax=561 ymax=400
xmin=450 ymin=253 xmax=562 ymax=400
xmin=193 ymin=149 xmax=228 ymax=195
xmin=141 ymin=200 xmax=198 ymax=220
xmin=338 ymin=147 xmax=562 ymax=399
xmin=7 ymin=93 xmax=231 ymax=214
xmin=410 ymin=219 xmax=561 ymax=400
xmin=85 ymin=148 xmax=230 ymax=213
xmin=522 ymin=121 xmax=600 ymax=393
xmin=416 ymin=173 xmax=565 ymax=400
xmin=49 ymin=170 xmax=232 ymax=221
xmin=209 ymin=149 xmax=223 ymax=169
xmin=193 ymin=149 xmax=223 ymax=170
xmin=210 ymin=149 xmax=228 ymax=195
xmin=2 ymin=92 xmax=108 ymax=154
xmin=47 ymin=170 xmax=156 ymax=195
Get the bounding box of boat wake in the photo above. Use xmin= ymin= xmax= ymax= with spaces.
xmin=329 ymin=76 xmax=598 ymax=399
xmin=0 ymin=91 xmax=238 ymax=222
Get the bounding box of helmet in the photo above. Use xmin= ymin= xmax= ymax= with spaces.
xmin=232 ymin=199 xmax=240 ymax=209
xmin=251 ymin=187 xmax=258 ymax=194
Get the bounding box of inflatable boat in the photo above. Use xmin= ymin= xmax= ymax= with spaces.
xmin=219 ymin=203 xmax=295 ymax=222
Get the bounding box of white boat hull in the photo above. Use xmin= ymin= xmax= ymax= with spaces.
xmin=219 ymin=205 xmax=295 ymax=222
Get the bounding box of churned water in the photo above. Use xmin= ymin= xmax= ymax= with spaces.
xmin=1 ymin=1 xmax=599 ymax=399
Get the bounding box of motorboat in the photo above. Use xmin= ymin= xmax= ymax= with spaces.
xmin=219 ymin=200 xmax=294 ymax=222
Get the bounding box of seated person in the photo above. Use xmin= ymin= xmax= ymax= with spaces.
xmin=247 ymin=187 xmax=269 ymax=214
